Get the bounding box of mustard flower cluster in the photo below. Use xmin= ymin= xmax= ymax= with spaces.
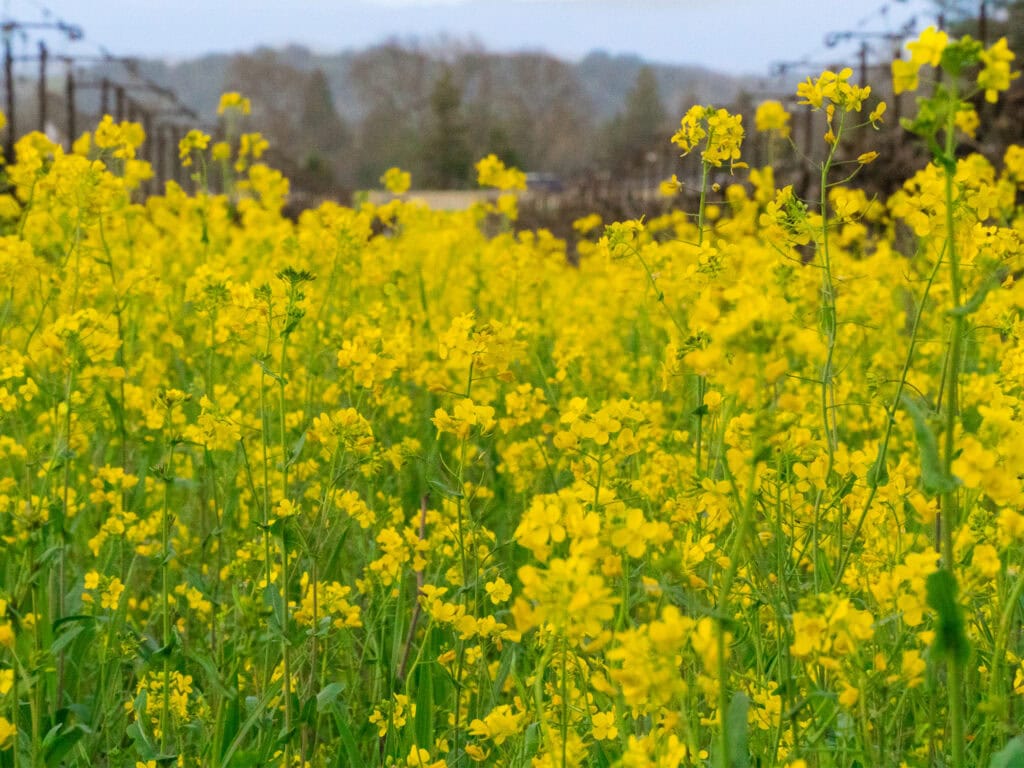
xmin=0 ymin=27 xmax=1022 ymax=768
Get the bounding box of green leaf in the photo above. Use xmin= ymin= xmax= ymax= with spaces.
xmin=127 ymin=690 xmax=155 ymax=760
xmin=151 ymin=630 xmax=179 ymax=660
xmin=725 ymin=692 xmax=750 ymax=768
xmin=221 ymin=750 xmax=260 ymax=768
xmin=315 ymin=683 xmax=346 ymax=713
xmin=218 ymin=679 xmax=283 ymax=768
xmin=834 ymin=472 xmax=857 ymax=501
xmin=275 ymin=723 xmax=299 ymax=747
xmin=286 ymin=433 xmax=307 ymax=469
xmin=926 ymin=569 xmax=969 ymax=665
xmin=218 ymin=684 xmax=240 ymax=762
xmin=901 ymin=394 xmax=956 ymax=496
xmin=522 ymin=722 xmax=541 ymax=759
xmin=990 ymin=736 xmax=1024 ymax=768
xmin=414 ymin=659 xmax=435 ymax=750
xmin=103 ymin=390 xmax=125 ymax=435
xmin=52 ymin=613 xmax=97 ymax=631
xmin=489 ymin=646 xmax=516 ymax=709
xmin=251 ymin=356 xmax=284 ymax=384
xmin=866 ymin=455 xmax=889 ymax=488
xmin=940 ymin=38 xmax=983 ymax=77
xmin=263 ymin=584 xmax=285 ymax=633
xmin=43 ymin=723 xmax=88 ymax=768
xmin=50 ymin=622 xmax=84 ymax=655
xmin=187 ymin=648 xmax=231 ymax=699
xmin=51 ymin=614 xmax=96 ymax=655
xmin=593 ymin=742 xmax=614 ymax=768
xmin=330 ymin=707 xmax=363 ymax=768
xmin=36 ymin=545 xmax=64 ymax=568
xmin=949 ymin=276 xmax=998 ymax=318
xmin=428 ymin=477 xmax=463 ymax=499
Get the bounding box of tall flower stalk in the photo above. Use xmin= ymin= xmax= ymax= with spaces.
xmin=890 ymin=26 xmax=1018 ymax=768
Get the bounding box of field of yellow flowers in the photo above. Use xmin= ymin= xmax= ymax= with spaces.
xmin=1 ymin=26 xmax=1024 ymax=768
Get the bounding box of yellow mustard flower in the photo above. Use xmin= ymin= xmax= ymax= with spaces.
xmin=217 ymin=91 xmax=252 ymax=115
xmin=380 ymin=166 xmax=411 ymax=194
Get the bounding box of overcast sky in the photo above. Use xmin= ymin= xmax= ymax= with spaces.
xmin=2 ymin=0 xmax=937 ymax=76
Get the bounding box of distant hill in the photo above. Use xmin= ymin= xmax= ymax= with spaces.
xmin=575 ymin=51 xmax=747 ymax=119
xmin=71 ymin=41 xmax=761 ymax=194
xmin=83 ymin=43 xmax=755 ymax=127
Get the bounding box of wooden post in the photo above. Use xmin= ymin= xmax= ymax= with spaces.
xmin=892 ymin=51 xmax=901 ymax=125
xmin=143 ymin=110 xmax=152 ymax=163
xmin=801 ymin=104 xmax=815 ymax=200
xmin=175 ymin=127 xmax=184 ymax=185
xmin=155 ymin=121 xmax=166 ymax=185
xmin=142 ymin=109 xmax=153 ymax=195
xmin=5 ymin=37 xmax=14 ymax=159
xmin=100 ymin=76 xmax=110 ymax=116
xmin=65 ymin=63 xmax=75 ymax=151
xmin=38 ymin=40 xmax=47 ymax=132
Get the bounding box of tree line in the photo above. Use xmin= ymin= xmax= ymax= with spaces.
xmin=98 ymin=40 xmax=746 ymax=197
xmin=81 ymin=0 xmax=1024 ymax=202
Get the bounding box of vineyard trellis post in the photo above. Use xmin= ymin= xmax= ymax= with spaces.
xmin=37 ymin=39 xmax=46 ymax=132
xmin=64 ymin=58 xmax=75 ymax=151
xmin=4 ymin=36 xmax=13 ymax=159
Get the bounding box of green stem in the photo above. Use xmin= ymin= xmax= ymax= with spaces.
xmin=715 ymin=438 xmax=761 ymax=768
xmin=97 ymin=215 xmax=130 ymax=476
xmin=806 ymin=112 xmax=844 ymax=588
xmin=27 ymin=544 xmax=42 ymax=768
xmin=0 ymin=286 xmax=13 ymax=343
xmin=940 ymin=78 xmax=966 ymax=768
xmin=629 ymin=243 xmax=686 ymax=337
xmin=533 ymin=637 xmax=556 ymax=757
xmin=160 ymin=405 xmax=176 ymax=753
xmin=55 ymin=365 xmax=73 ymax=712
xmin=697 ymin=157 xmax=710 ymax=247
xmin=817 ymin=118 xmax=843 ymax=461
xmin=454 ymin=361 xmax=475 ymax=603
xmin=278 ymin=282 xmax=299 ymax=762
xmin=456 ymin=435 xmax=469 ymax=594
xmin=833 ymin=242 xmax=944 ymax=586
xmin=560 ymin=638 xmax=569 ymax=768
xmin=279 ymin=525 xmax=293 ymax=758
xmin=255 ymin=291 xmax=277 ymax=754
xmin=695 ymin=157 xmax=712 ymax=477
xmin=986 ymin=564 xmax=1024 ymax=758
xmin=259 ymin=373 xmax=272 ymax=596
